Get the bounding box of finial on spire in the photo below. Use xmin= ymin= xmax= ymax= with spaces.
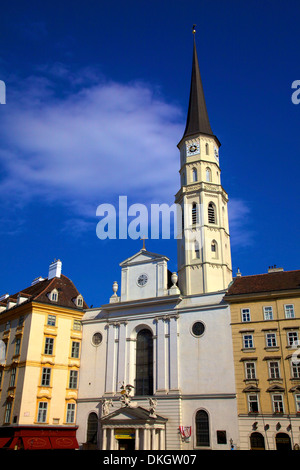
xmin=141 ymin=236 xmax=147 ymax=250
xmin=192 ymin=24 xmax=196 ymax=35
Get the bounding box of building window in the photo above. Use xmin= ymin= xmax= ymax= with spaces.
xmin=241 ymin=308 xmax=251 ymax=322
xmin=77 ymin=296 xmax=83 ymax=307
xmin=284 ymin=304 xmax=295 ymax=319
xmin=41 ymin=367 xmax=51 ymax=387
xmin=44 ymin=337 xmax=54 ymax=355
xmin=194 ymin=240 xmax=200 ymax=259
xmin=266 ymin=332 xmax=277 ymax=348
xmin=192 ymin=203 xmax=197 ymax=226
xmin=0 ymin=369 xmax=3 ymax=388
xmin=5 ymin=321 xmax=10 ymax=331
xmin=69 ymin=370 xmax=78 ymax=389
xmin=287 ymin=331 xmax=299 ymax=347
xmin=272 ymin=394 xmax=284 ymax=413
xmin=50 ymin=289 xmax=58 ymax=302
xmin=248 ymin=394 xmax=259 ymax=413
xmin=263 ymin=306 xmax=273 ymax=320
xmin=205 ymin=143 xmax=209 ymax=155
xmin=211 ymin=240 xmax=218 ymax=258
xmin=47 ymin=315 xmax=56 ymax=326
xmin=135 ymin=329 xmax=153 ymax=396
xmin=295 ymin=394 xmax=300 ymax=412
xmin=14 ymin=337 xmax=21 ymax=356
xmin=208 ymin=202 xmax=216 ymax=224
xmin=9 ymin=368 xmax=16 ymax=388
xmin=291 ymin=359 xmax=300 ymax=378
xmin=4 ymin=402 xmax=12 ymax=424
xmin=73 ymin=320 xmax=82 ymax=331
xmin=243 ymin=334 xmax=254 ymax=349
xmin=195 ymin=410 xmax=210 ymax=447
xmin=250 ymin=432 xmax=265 ymax=450
xmin=71 ymin=341 xmax=80 ymax=358
xmin=18 ymin=316 xmax=24 ymax=326
xmin=245 ymin=362 xmax=256 ymax=380
xmin=192 ymin=321 xmax=205 ymax=337
xmin=86 ymin=412 xmax=98 ymax=444
xmin=37 ymin=402 xmax=48 ymax=423
xmin=66 ymin=403 xmax=76 ymax=423
xmin=192 ymin=168 xmax=197 ymax=182
xmin=206 ymin=167 xmax=211 ymax=182
xmin=269 ymin=361 xmax=280 ymax=379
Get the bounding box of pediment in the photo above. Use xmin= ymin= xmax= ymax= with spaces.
xmin=266 ymin=384 xmax=285 ymax=392
xmin=120 ymin=249 xmax=169 ymax=267
xmin=101 ymin=405 xmax=167 ymax=423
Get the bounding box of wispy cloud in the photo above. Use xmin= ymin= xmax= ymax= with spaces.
xmin=228 ymin=199 xmax=255 ymax=247
xmin=0 ymin=65 xmax=253 ymax=245
xmin=0 ymin=67 xmax=182 ymax=216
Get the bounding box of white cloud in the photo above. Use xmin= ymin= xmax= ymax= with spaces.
xmin=228 ymin=198 xmax=254 ymax=247
xmin=0 ymin=72 xmax=183 ymax=216
xmin=0 ymin=67 xmax=253 ymax=246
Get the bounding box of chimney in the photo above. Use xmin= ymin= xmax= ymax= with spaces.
xmin=236 ymin=268 xmax=242 ymax=277
xmin=48 ymin=259 xmax=62 ymax=280
xmin=268 ymin=265 xmax=284 ymax=273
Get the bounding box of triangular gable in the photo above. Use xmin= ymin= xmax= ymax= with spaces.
xmin=120 ymin=249 xmax=169 ymax=267
xmin=101 ymin=405 xmax=167 ymax=423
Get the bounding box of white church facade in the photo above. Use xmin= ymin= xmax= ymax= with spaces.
xmin=76 ymin=34 xmax=239 ymax=450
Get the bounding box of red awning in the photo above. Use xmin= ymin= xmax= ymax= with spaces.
xmin=49 ymin=436 xmax=79 ymax=449
xmin=0 ymin=437 xmax=11 ymax=448
xmin=22 ymin=436 xmax=52 ymax=450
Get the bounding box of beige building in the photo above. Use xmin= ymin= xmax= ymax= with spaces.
xmin=0 ymin=260 xmax=87 ymax=450
xmin=225 ymin=267 xmax=300 ymax=450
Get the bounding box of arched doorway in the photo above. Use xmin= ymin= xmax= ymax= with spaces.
xmin=276 ymin=433 xmax=291 ymax=451
xmin=250 ymin=432 xmax=265 ymax=450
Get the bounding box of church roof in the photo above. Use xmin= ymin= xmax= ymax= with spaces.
xmin=182 ymin=38 xmax=214 ymax=140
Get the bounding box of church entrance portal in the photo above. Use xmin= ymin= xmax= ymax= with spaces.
xmin=118 ymin=439 xmax=135 ymax=450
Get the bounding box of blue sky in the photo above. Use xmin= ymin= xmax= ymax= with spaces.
xmin=0 ymin=0 xmax=299 ymax=307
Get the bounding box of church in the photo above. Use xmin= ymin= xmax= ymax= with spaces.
xmin=76 ymin=33 xmax=239 ymax=450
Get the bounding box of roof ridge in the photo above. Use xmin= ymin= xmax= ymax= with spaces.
xmin=235 ymin=269 xmax=300 ymax=279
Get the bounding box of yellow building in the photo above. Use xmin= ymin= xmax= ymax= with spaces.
xmin=225 ymin=267 xmax=300 ymax=450
xmin=0 ymin=260 xmax=87 ymax=450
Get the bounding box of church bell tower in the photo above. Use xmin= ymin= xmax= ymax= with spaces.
xmin=175 ymin=30 xmax=232 ymax=296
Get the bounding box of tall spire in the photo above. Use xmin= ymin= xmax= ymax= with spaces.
xmin=183 ymin=28 xmax=213 ymax=139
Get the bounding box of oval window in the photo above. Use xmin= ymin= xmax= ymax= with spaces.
xmin=192 ymin=322 xmax=205 ymax=337
xmin=92 ymin=332 xmax=103 ymax=346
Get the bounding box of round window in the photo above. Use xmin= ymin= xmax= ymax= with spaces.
xmin=92 ymin=332 xmax=102 ymax=346
xmin=192 ymin=321 xmax=205 ymax=337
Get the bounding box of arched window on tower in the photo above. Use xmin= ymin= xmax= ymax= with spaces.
xmin=195 ymin=410 xmax=210 ymax=447
xmin=205 ymin=143 xmax=209 ymax=155
xmin=191 ymin=203 xmax=198 ymax=226
xmin=192 ymin=168 xmax=197 ymax=182
xmin=194 ymin=240 xmax=200 ymax=259
xmin=206 ymin=167 xmax=211 ymax=182
xmin=135 ymin=329 xmax=153 ymax=396
xmin=208 ymin=202 xmax=216 ymax=224
xmin=211 ymin=240 xmax=218 ymax=258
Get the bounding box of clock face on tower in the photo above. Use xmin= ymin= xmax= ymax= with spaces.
xmin=186 ymin=141 xmax=200 ymax=156
xmin=137 ymin=273 xmax=148 ymax=287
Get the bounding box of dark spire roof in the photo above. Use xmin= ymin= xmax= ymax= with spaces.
xmin=183 ymin=37 xmax=213 ymax=139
